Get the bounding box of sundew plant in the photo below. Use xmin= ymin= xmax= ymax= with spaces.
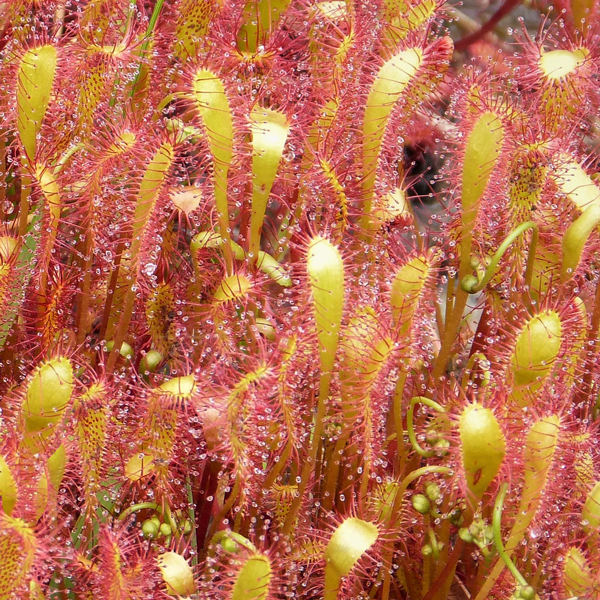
xmin=1 ymin=0 xmax=600 ymax=599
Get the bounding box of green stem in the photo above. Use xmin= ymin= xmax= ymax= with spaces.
xmin=434 ymin=221 xmax=538 ymax=382
xmin=118 ymin=502 xmax=159 ymax=522
xmin=163 ymin=502 xmax=179 ymax=536
xmin=461 ymin=221 xmax=538 ymax=294
xmin=380 ymin=467 xmax=452 ymax=600
xmin=407 ymin=396 xmax=445 ymax=458
xmin=428 ymin=527 xmax=441 ymax=560
xmin=393 ymin=466 xmax=451 ymax=528
xmin=492 ymin=483 xmax=529 ymax=588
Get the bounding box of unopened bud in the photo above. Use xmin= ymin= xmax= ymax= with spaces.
xmin=483 ymin=525 xmax=494 ymax=542
xmin=433 ymin=438 xmax=449 ymax=455
xmin=142 ymin=519 xmax=159 ymax=539
xmin=518 ymin=585 xmax=535 ymax=600
xmin=140 ymin=350 xmax=163 ymax=374
xmin=411 ymin=494 xmax=431 ymax=514
xmin=425 ymin=482 xmax=441 ymax=502
xmin=458 ymin=528 xmax=474 ymax=543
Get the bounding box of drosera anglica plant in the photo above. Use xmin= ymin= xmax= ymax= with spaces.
xmin=2 ymin=1 xmax=600 ymax=599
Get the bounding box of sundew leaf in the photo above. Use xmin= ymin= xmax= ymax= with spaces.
xmin=76 ymin=61 xmax=110 ymax=137
xmin=475 ymin=416 xmax=561 ymax=599
xmin=74 ymin=383 xmax=109 ymax=511
xmin=362 ymin=47 xmax=422 ymax=222
xmin=22 ymin=357 xmax=74 ymax=439
xmin=509 ymin=311 xmax=563 ymax=407
xmin=506 ymin=415 xmax=560 ymax=548
xmin=538 ymin=48 xmax=588 ymax=81
xmin=324 ymin=518 xmax=378 ymax=600
xmin=306 ymin=236 xmax=345 ymax=378
xmin=461 ymin=111 xmax=504 ymax=229
xmin=192 ymin=70 xmax=234 ymax=247
xmin=236 ymin=0 xmax=292 ymax=55
xmin=561 ymin=204 xmax=600 ymax=280
xmin=231 ymin=553 xmax=272 ymax=600
xmin=105 ymin=141 xmax=174 ymax=342
xmin=389 ymin=254 xmax=432 ymax=334
xmin=553 ymin=156 xmax=600 ymax=212
xmin=157 ymin=551 xmax=196 ymax=596
xmin=17 ymin=45 xmax=57 ymax=162
xmin=459 ymin=403 xmax=505 ymax=500
xmin=563 ymin=547 xmax=594 ymax=597
xmin=249 ymin=107 xmax=290 ymax=259
xmin=381 ymin=0 xmax=439 ymax=45
xmin=174 ymin=0 xmax=220 ymax=61
xmin=0 ymin=456 xmax=17 ymax=515
xmin=0 ymin=515 xmax=37 ymax=599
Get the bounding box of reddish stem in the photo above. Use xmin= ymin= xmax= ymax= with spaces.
xmin=422 ymin=539 xmax=465 ymax=600
xmin=454 ymin=0 xmax=522 ymax=52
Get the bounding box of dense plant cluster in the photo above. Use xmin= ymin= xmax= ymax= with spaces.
xmin=1 ymin=0 xmax=600 ymax=598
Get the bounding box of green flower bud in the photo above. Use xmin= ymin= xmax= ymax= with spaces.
xmin=483 ymin=525 xmax=494 ymax=542
xmin=140 ymin=350 xmax=163 ymax=374
xmin=425 ymin=482 xmax=441 ymax=502
xmin=458 ymin=528 xmax=474 ymax=543
xmin=517 ymin=585 xmax=536 ymax=600
xmin=411 ymin=494 xmax=431 ymax=514
xmin=468 ymin=520 xmax=484 ymax=536
xmin=433 ymin=438 xmax=450 ymax=455
xmin=142 ymin=519 xmax=159 ymax=539
xmin=104 ymin=341 xmax=133 ymax=360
